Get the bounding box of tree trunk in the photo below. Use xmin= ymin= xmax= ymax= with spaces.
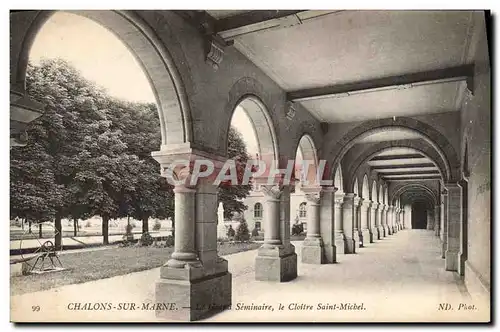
xmin=54 ymin=214 xmax=62 ymax=250
xmin=171 ymin=218 xmax=175 ymax=239
xmin=21 ymin=218 xmax=24 ymax=231
xmin=38 ymin=223 xmax=43 ymax=239
xmin=142 ymin=216 xmax=149 ymax=234
xmin=102 ymin=215 xmax=109 ymax=245
xmin=28 ymin=219 xmax=32 ymax=234
xmin=73 ymin=219 xmax=78 ymax=237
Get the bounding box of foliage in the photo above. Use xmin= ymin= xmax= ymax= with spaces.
xmin=292 ymin=223 xmax=304 ymax=236
xmin=235 ymin=220 xmax=250 ymax=242
xmin=10 ymin=59 xmax=250 ymax=246
xmin=227 ymin=225 xmax=236 ymax=238
xmin=153 ymin=220 xmax=162 ymax=231
xmin=251 ymin=227 xmax=259 ymax=237
xmin=164 ymin=235 xmax=175 ymax=247
xmin=140 ymin=232 xmax=154 ymax=246
xmin=219 ymin=127 xmax=252 ymax=219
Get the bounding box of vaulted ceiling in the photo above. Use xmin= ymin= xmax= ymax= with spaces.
xmin=191 ymin=10 xmax=474 ymax=188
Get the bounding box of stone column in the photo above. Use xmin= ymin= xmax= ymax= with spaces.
xmin=380 ymin=205 xmax=388 ymax=237
xmin=386 ymin=206 xmax=393 ymax=235
xmin=256 ymin=184 xmax=298 ymax=281
xmin=434 ymin=205 xmax=441 ymax=237
xmin=353 ymin=196 xmax=362 ymax=250
xmin=334 ymin=192 xmax=347 ymax=254
xmin=153 ymin=150 xmax=231 ymax=321
xmin=368 ymin=201 xmax=377 ymax=242
xmin=426 ymin=209 xmax=435 ymax=230
xmin=359 ymin=199 xmax=371 ymax=247
xmin=445 ymin=183 xmax=462 ymax=272
xmin=389 ymin=206 xmax=397 ymax=234
xmin=319 ymin=186 xmax=337 ymax=263
xmin=440 ymin=190 xmax=448 ymax=258
xmin=401 ymin=210 xmax=406 ymax=229
xmin=301 ymin=186 xmax=324 ymax=264
xmin=395 ymin=208 xmax=400 ymax=232
xmin=375 ymin=203 xmax=383 ymax=239
xmin=342 ymin=193 xmax=356 ymax=253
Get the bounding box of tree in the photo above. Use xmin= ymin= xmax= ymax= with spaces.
xmin=235 ymin=220 xmax=250 ymax=242
xmin=219 ymin=127 xmax=252 ymax=219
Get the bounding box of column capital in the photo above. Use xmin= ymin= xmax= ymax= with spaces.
xmin=361 ymin=199 xmax=372 ymax=208
xmin=343 ymin=193 xmax=355 ymax=206
xmin=304 ymin=192 xmax=321 ymax=204
xmin=443 ymin=181 xmax=461 ymax=189
xmin=260 ymin=184 xmax=283 ymax=200
xmin=353 ymin=196 xmax=361 ymax=206
xmin=152 ymin=145 xmax=227 ymax=187
xmin=334 ymin=192 xmax=345 ymax=206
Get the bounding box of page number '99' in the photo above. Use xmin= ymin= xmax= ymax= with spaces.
xmin=32 ymin=306 xmax=40 ymax=312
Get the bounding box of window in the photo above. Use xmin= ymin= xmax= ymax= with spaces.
xmin=299 ymin=202 xmax=307 ymax=218
xmin=254 ymin=203 xmax=263 ymax=219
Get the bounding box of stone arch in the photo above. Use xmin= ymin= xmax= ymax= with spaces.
xmin=378 ymin=185 xmax=384 ymax=204
xmin=294 ymin=134 xmax=319 ymax=184
xmin=346 ymin=140 xmax=449 ymax=184
xmin=371 ymin=180 xmax=378 ymax=202
xmin=327 ymin=117 xmax=460 ymax=181
xmin=361 ymin=174 xmax=369 ymax=199
xmin=353 ymin=178 xmax=359 ymax=195
xmin=222 ymin=78 xmax=279 ymax=162
xmin=13 ymin=10 xmax=193 ymax=146
xmin=390 ymin=183 xmax=438 ymax=206
xmin=334 ymin=165 xmax=344 ymax=193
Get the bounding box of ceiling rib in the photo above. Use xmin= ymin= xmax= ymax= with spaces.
xmin=287 ymin=64 xmax=474 ymax=102
xmin=378 ymin=170 xmax=440 ymax=176
xmin=215 ymin=10 xmax=341 ymax=39
xmin=370 ymin=153 xmax=425 ymax=161
xmin=371 ymin=163 xmax=435 ymax=170
xmin=384 ymin=176 xmax=441 ymax=181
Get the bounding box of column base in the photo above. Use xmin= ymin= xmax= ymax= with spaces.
xmin=458 ymin=251 xmax=467 ymax=276
xmin=382 ymin=226 xmax=388 ymax=237
xmin=344 ymin=236 xmax=356 ymax=254
xmin=322 ymin=244 xmax=337 ymax=263
xmin=354 ymin=229 xmax=362 ymax=249
xmin=387 ymin=226 xmax=393 ymax=235
xmin=392 ymin=225 xmax=397 ymax=234
xmin=155 ymin=265 xmax=231 ymax=321
xmin=301 ymin=238 xmax=325 ymax=264
xmin=255 ymin=245 xmax=297 ymax=281
xmin=378 ymin=226 xmax=384 ymax=238
xmin=441 ymin=240 xmax=447 ymax=259
xmin=361 ymin=229 xmax=370 ymax=247
xmin=445 ymin=249 xmax=459 ymax=271
xmin=335 ymin=232 xmax=346 ymax=254
xmin=369 ymin=228 xmax=376 ymax=243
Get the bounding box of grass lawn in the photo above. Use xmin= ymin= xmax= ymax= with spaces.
xmin=10 ymin=242 xmax=261 ymax=296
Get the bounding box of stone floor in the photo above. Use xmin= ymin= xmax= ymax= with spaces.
xmin=10 ymin=229 xmax=490 ymax=322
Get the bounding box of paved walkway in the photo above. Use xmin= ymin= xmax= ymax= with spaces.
xmin=10 ymin=230 xmax=490 ymax=322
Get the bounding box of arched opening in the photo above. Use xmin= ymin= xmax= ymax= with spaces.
xmin=334 ymin=165 xmax=344 ymax=193
xmin=14 ymin=10 xmax=191 ymax=147
xmin=411 ymin=201 xmax=430 ymax=229
xmin=12 ymin=11 xmax=185 ymax=249
xmin=226 ymin=96 xmax=278 ymax=162
xmin=371 ymin=180 xmax=378 ymax=202
xmin=362 ymin=175 xmax=369 ymax=200
xmin=327 ymin=119 xmax=461 ymax=182
xmin=294 ymin=134 xmax=319 ymax=186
